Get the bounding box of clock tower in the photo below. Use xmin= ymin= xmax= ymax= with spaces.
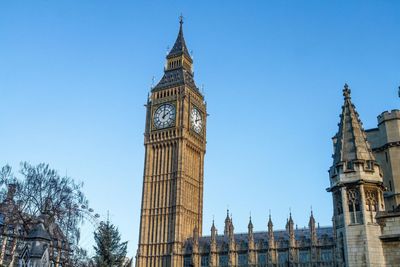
xmin=136 ymin=18 xmax=207 ymax=267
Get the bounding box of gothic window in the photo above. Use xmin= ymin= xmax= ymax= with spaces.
xmin=278 ymin=252 xmax=288 ymax=264
xmin=183 ymin=256 xmax=191 ymax=267
xmin=219 ymin=254 xmax=228 ymax=267
xmin=258 ymin=253 xmax=267 ymax=265
xmin=334 ymin=191 xmax=343 ymax=215
xmin=365 ymin=189 xmax=378 ymax=222
xmin=320 ymin=249 xmax=333 ymax=262
xmin=238 ymin=253 xmax=247 ymax=265
xmin=299 ymin=250 xmax=310 ymax=263
xmin=201 ymin=255 xmax=209 ymax=267
xmin=347 ymin=188 xmax=362 ymax=224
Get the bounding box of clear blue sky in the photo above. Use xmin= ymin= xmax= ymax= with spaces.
xmin=1 ymin=0 xmax=399 ymax=258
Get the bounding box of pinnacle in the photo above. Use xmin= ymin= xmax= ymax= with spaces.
xmin=167 ymin=18 xmax=192 ymax=61
xmin=333 ymin=84 xmax=375 ymax=165
xmin=343 ymin=83 xmax=351 ymax=99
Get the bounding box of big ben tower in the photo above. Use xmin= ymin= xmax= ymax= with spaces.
xmin=136 ymin=18 xmax=207 ymax=267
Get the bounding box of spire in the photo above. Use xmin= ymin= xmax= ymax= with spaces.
xmin=211 ymin=218 xmax=217 ymax=241
xmin=309 ymin=209 xmax=317 ymax=244
xmin=210 ymin=218 xmax=217 ymax=262
xmin=229 ymin=216 xmax=234 ymax=237
xmin=248 ymin=215 xmax=253 ymax=231
xmin=268 ymin=212 xmax=273 ymax=231
xmin=247 ymin=215 xmax=256 ymax=264
xmin=267 ymin=212 xmax=275 ymax=248
xmin=309 ymin=209 xmax=316 ymax=229
xmin=224 ymin=209 xmax=231 ymax=237
xmin=286 ymin=213 xmax=294 ymax=234
xmin=286 ymin=212 xmax=295 ymax=247
xmin=248 ymin=215 xmax=254 ymax=239
xmin=152 ymin=17 xmax=197 ymax=92
xmin=167 ymin=15 xmax=192 ymax=61
xmin=332 ymin=84 xmax=375 ymax=166
xmin=228 ymin=217 xmax=235 ymax=250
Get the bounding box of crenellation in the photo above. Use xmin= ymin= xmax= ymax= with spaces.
xmin=378 ymin=109 xmax=400 ymax=125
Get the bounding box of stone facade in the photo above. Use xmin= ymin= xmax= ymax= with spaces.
xmin=136 ymin=20 xmax=400 ymax=267
xmin=376 ymin=211 xmax=400 ymax=267
xmin=182 ymin=213 xmax=338 ymax=267
xmin=366 ymin=110 xmax=400 ymax=211
xmin=136 ymin=18 xmax=207 ymax=267
xmin=328 ymin=85 xmax=386 ymax=267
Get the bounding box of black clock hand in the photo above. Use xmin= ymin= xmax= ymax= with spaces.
xmin=162 ymin=105 xmax=167 ymax=118
xmin=162 ymin=111 xmax=170 ymax=119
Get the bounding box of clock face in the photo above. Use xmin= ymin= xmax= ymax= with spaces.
xmin=153 ymin=104 xmax=176 ymax=129
xmin=190 ymin=107 xmax=203 ymax=134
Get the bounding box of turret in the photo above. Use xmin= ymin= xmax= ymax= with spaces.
xmin=228 ymin=216 xmax=236 ymax=266
xmin=286 ymin=213 xmax=295 ymax=246
xmin=267 ymin=213 xmax=274 ymax=247
xmin=191 ymin=225 xmax=199 ymax=267
xmin=286 ymin=213 xmax=296 ymax=263
xmin=224 ymin=209 xmax=231 ymax=237
xmin=367 ymin=108 xmax=400 ymax=210
xmin=247 ymin=216 xmax=254 ymax=247
xmin=309 ymin=210 xmax=317 ymax=245
xmin=328 ymin=84 xmax=386 ymax=266
xmin=209 ymin=220 xmax=217 ymax=267
xmin=247 ymin=216 xmax=256 ymax=265
xmin=267 ymin=213 xmax=276 ymax=264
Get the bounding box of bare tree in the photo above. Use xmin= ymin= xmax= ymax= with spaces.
xmin=0 ymin=162 xmax=89 ymax=262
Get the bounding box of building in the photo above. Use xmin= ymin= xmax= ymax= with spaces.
xmin=19 ymin=221 xmax=52 ymax=267
xmin=136 ymin=19 xmax=400 ymax=267
xmin=0 ymin=184 xmax=70 ymax=267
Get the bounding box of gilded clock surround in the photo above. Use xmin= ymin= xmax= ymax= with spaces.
xmin=152 ymin=102 xmax=176 ymax=130
xmin=190 ymin=106 xmax=203 ymax=135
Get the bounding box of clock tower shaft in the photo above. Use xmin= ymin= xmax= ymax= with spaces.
xmin=136 ymin=20 xmax=206 ymax=267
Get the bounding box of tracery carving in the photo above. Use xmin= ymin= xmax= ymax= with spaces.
xmin=365 ymin=189 xmax=378 ymax=222
xmin=347 ymin=188 xmax=362 ymax=224
xmin=347 ymin=188 xmax=360 ymax=211
xmin=365 ymin=189 xmax=378 ymax=212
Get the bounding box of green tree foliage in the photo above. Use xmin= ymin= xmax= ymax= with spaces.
xmin=93 ymin=219 xmax=128 ymax=267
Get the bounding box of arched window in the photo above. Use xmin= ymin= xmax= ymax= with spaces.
xmin=347 ymin=188 xmax=362 ymax=224
xmin=365 ymin=189 xmax=378 ymax=223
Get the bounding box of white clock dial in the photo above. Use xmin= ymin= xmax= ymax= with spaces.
xmin=190 ymin=107 xmax=203 ymax=134
xmin=153 ymin=104 xmax=176 ymax=129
